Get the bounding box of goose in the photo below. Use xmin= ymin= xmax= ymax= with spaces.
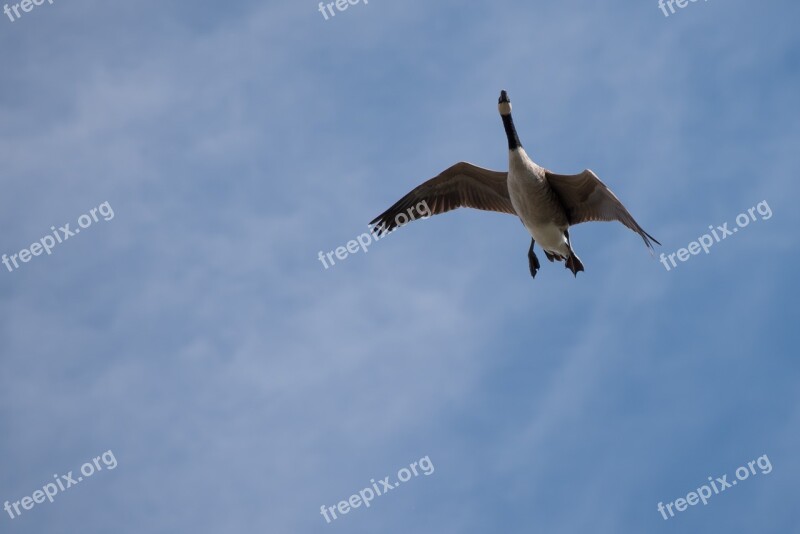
xmin=369 ymin=90 xmax=659 ymax=279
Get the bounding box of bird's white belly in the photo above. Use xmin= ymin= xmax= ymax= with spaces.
xmin=526 ymin=221 xmax=568 ymax=253
xmin=507 ymin=165 xmax=570 ymax=256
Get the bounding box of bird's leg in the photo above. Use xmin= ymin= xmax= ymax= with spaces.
xmin=563 ymin=230 xmax=584 ymax=277
xmin=527 ymin=238 xmax=540 ymax=279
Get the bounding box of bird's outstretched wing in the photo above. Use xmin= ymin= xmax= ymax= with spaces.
xmin=545 ymin=169 xmax=660 ymax=250
xmin=370 ymin=162 xmax=516 ymax=236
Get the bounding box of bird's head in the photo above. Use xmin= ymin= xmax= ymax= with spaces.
xmin=498 ymin=90 xmax=512 ymax=116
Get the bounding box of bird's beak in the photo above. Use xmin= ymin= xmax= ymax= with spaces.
xmin=499 ymin=90 xmax=510 ymax=104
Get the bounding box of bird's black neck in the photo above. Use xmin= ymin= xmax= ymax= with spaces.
xmin=502 ymin=113 xmax=522 ymax=150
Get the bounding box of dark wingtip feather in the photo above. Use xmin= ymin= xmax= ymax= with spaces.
xmin=640 ymin=229 xmax=661 ymax=251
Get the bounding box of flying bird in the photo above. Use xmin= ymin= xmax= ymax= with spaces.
xmin=370 ymin=90 xmax=659 ymax=279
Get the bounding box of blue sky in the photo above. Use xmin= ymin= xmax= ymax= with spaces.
xmin=1 ymin=0 xmax=798 ymax=532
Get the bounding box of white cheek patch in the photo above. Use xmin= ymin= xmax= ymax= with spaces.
xmin=498 ymin=102 xmax=512 ymax=115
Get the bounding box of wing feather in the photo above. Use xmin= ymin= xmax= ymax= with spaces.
xmin=545 ymin=169 xmax=660 ymax=250
xmin=370 ymin=162 xmax=516 ymax=236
